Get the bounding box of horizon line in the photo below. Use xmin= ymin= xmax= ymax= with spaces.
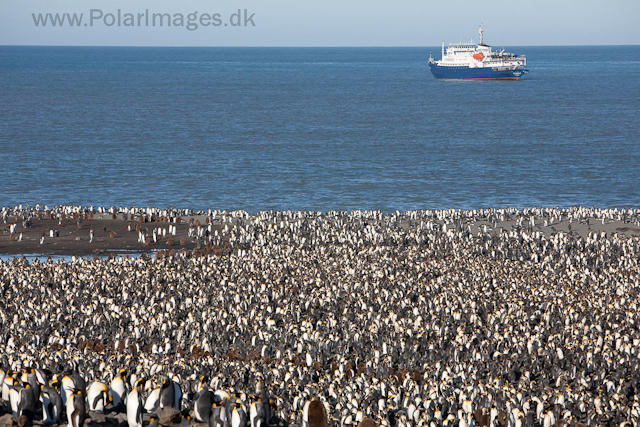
xmin=2 ymin=43 xmax=640 ymax=48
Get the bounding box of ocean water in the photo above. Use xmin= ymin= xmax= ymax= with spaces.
xmin=1 ymin=46 xmax=639 ymax=213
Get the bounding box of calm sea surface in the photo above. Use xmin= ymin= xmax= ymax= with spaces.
xmin=1 ymin=46 xmax=639 ymax=212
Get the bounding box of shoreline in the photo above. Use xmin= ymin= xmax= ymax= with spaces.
xmin=2 ymin=205 xmax=640 ymax=257
xmin=0 ymin=208 xmax=219 ymax=257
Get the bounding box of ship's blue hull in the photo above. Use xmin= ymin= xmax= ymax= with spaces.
xmin=429 ymin=62 xmax=528 ymax=80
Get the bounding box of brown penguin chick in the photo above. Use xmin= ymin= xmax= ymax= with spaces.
xmin=357 ymin=418 xmax=377 ymax=427
xmin=474 ymin=408 xmax=489 ymax=427
xmin=308 ymin=399 xmax=328 ymax=427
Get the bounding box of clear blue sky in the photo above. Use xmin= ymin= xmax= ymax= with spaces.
xmin=1 ymin=0 xmax=639 ymax=46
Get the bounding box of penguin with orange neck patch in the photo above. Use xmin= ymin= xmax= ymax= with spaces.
xmin=66 ymin=387 xmax=86 ymax=427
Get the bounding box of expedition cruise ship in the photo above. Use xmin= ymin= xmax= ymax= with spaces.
xmin=428 ymin=25 xmax=528 ymax=80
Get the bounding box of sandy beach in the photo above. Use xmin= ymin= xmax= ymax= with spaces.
xmin=0 ymin=209 xmax=218 ymax=257
xmin=1 ymin=206 xmax=639 ymax=257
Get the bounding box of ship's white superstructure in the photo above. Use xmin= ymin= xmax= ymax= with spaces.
xmin=428 ymin=25 xmax=528 ymax=80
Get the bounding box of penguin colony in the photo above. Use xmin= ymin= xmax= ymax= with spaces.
xmin=1 ymin=205 xmax=640 ymax=427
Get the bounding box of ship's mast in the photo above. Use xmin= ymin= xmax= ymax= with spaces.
xmin=479 ymin=23 xmax=484 ymax=45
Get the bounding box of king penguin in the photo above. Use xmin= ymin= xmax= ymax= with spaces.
xmin=9 ymin=379 xmax=22 ymax=420
xmin=180 ymin=414 xmax=193 ymax=427
xmin=41 ymin=384 xmax=64 ymax=424
xmin=110 ymin=369 xmax=128 ymax=409
xmin=215 ymin=389 xmax=232 ymax=404
xmin=23 ymin=367 xmax=40 ymax=405
xmin=210 ymin=401 xmax=226 ymax=427
xmin=67 ymin=388 xmax=86 ymax=427
xmin=250 ymin=397 xmax=268 ymax=427
xmin=173 ymin=375 xmax=183 ymax=410
xmin=67 ymin=370 xmax=87 ymax=395
xmin=17 ymin=382 xmax=37 ymax=421
xmin=160 ymin=376 xmax=176 ymax=409
xmin=87 ymin=381 xmax=111 ymax=412
xmin=231 ymin=401 xmax=248 ymax=427
xmin=195 ymin=389 xmax=216 ymax=423
xmin=127 ymin=379 xmax=144 ymax=427
xmin=3 ymin=371 xmax=16 ymax=401
xmin=145 ymin=386 xmax=162 ymax=413
xmin=258 ymin=383 xmax=272 ymax=426
xmin=60 ymin=373 xmax=76 ymax=408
